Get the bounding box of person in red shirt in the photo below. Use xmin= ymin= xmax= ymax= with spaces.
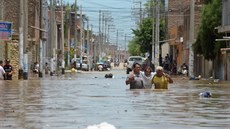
xmin=3 ymin=59 xmax=13 ymax=80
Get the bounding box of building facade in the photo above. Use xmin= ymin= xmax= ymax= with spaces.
xmin=0 ymin=0 xmax=43 ymax=79
xmin=168 ymin=0 xmax=209 ymax=77
xmin=217 ymin=0 xmax=230 ymax=80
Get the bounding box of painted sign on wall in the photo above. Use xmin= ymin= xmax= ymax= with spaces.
xmin=0 ymin=21 xmax=12 ymax=40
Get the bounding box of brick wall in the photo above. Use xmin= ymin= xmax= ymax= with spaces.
xmin=167 ymin=0 xmax=203 ymax=69
xmin=9 ymin=41 xmax=19 ymax=80
xmin=3 ymin=0 xmax=20 ymax=33
xmin=3 ymin=0 xmax=41 ymax=38
xmin=168 ymin=0 xmax=190 ymax=38
xmin=168 ymin=0 xmax=203 ymax=39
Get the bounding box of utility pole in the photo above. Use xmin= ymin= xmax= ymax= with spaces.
xmin=83 ymin=19 xmax=85 ymax=61
xmin=92 ymin=24 xmax=97 ymax=70
xmin=139 ymin=1 xmax=142 ymax=24
xmin=61 ymin=0 xmax=65 ymax=74
xmin=132 ymin=0 xmax=143 ymax=25
xmin=116 ymin=29 xmax=118 ymax=61
xmin=39 ymin=0 xmax=44 ymax=78
xmin=67 ymin=10 xmax=70 ymax=68
xmin=43 ymin=1 xmax=49 ymax=64
xmin=80 ymin=6 xmax=83 ymax=69
xmin=73 ymin=0 xmax=78 ymax=71
xmin=19 ymin=0 xmax=24 ymax=79
xmin=108 ymin=25 xmax=111 ymax=44
xmin=23 ymin=0 xmax=28 ymax=79
xmin=101 ymin=12 xmax=104 ymax=58
xmin=90 ymin=24 xmax=93 ymax=70
xmin=189 ymin=0 xmax=195 ymax=78
xmin=50 ymin=0 xmax=54 ymax=76
xmin=151 ymin=0 xmax=155 ymax=65
xmin=87 ymin=19 xmax=90 ymax=71
xmin=18 ymin=0 xmax=28 ymax=79
xmin=99 ymin=10 xmax=102 ymax=60
xmin=148 ymin=0 xmax=151 ymax=17
xmin=124 ymin=33 xmax=127 ymax=60
xmin=50 ymin=0 xmax=55 ymax=76
xmin=154 ymin=0 xmax=160 ymax=66
xmin=54 ymin=4 xmax=58 ymax=75
xmin=104 ymin=15 xmax=107 ymax=55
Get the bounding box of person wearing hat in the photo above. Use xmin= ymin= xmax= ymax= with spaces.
xmin=0 ymin=60 xmax=6 ymax=80
xmin=3 ymin=59 xmax=13 ymax=80
xmin=152 ymin=66 xmax=173 ymax=89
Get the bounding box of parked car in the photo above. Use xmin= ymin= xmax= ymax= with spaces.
xmin=75 ymin=58 xmax=89 ymax=71
xmin=81 ymin=63 xmax=89 ymax=71
xmin=126 ymin=56 xmax=144 ymax=74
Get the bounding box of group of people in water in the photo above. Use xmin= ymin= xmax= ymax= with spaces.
xmin=125 ymin=62 xmax=173 ymax=89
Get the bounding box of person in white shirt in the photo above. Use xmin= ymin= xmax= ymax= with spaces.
xmin=0 ymin=60 xmax=6 ymax=80
xmin=140 ymin=66 xmax=155 ymax=89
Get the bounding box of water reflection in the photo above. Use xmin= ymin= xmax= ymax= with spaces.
xmin=0 ymin=70 xmax=230 ymax=129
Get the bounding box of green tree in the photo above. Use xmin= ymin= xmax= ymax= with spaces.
xmin=128 ymin=37 xmax=142 ymax=56
xmin=128 ymin=0 xmax=166 ymax=56
xmin=132 ymin=18 xmax=153 ymax=54
xmin=130 ymin=17 xmax=166 ymax=57
xmin=63 ymin=3 xmax=89 ymax=63
xmin=193 ymin=0 xmax=225 ymax=60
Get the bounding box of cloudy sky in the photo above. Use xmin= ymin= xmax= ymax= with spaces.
xmin=64 ymin=0 xmax=148 ymax=49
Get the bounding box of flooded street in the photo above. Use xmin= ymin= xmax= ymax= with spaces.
xmin=0 ymin=69 xmax=230 ymax=129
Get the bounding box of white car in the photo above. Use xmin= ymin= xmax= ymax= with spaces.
xmin=81 ymin=63 xmax=89 ymax=71
xmin=126 ymin=56 xmax=144 ymax=74
xmin=75 ymin=58 xmax=89 ymax=71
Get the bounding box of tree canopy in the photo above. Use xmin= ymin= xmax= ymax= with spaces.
xmin=128 ymin=37 xmax=142 ymax=56
xmin=132 ymin=18 xmax=153 ymax=54
xmin=129 ymin=17 xmax=166 ymax=57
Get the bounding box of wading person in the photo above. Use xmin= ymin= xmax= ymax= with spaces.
xmin=0 ymin=60 xmax=6 ymax=80
xmin=152 ymin=66 xmax=173 ymax=89
xmin=125 ymin=62 xmax=144 ymax=89
xmin=44 ymin=62 xmax=49 ymax=74
xmin=3 ymin=59 xmax=13 ymax=80
xmin=140 ymin=66 xmax=155 ymax=89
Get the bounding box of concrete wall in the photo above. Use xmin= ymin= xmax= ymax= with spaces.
xmin=161 ymin=43 xmax=169 ymax=58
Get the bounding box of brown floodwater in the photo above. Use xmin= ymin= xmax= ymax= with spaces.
xmin=0 ymin=70 xmax=230 ymax=129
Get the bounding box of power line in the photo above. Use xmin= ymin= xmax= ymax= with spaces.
xmin=82 ymin=10 xmax=132 ymax=13
xmin=77 ymin=0 xmax=131 ymax=9
xmin=80 ymin=6 xmax=143 ymax=10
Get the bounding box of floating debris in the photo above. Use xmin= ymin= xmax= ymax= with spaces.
xmin=105 ymin=73 xmax=113 ymax=78
xmin=199 ymin=92 xmax=212 ymax=98
xmin=85 ymin=122 xmax=116 ymax=129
